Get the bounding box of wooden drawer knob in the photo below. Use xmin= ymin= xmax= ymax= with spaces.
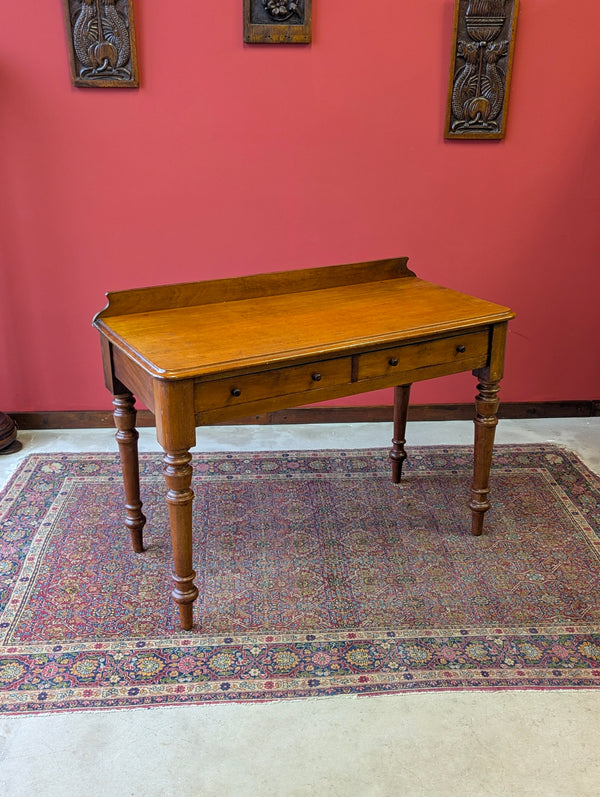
xmin=456 ymin=345 xmax=466 ymax=353
xmin=231 ymin=388 xmax=242 ymax=397
xmin=311 ymin=372 xmax=322 ymax=382
xmin=389 ymin=358 xmax=399 ymax=367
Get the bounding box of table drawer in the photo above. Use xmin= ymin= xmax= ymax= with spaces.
xmin=356 ymin=330 xmax=489 ymax=381
xmin=195 ymin=357 xmax=352 ymax=412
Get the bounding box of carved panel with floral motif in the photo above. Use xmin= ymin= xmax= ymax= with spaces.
xmin=244 ymin=0 xmax=312 ymax=44
xmin=62 ymin=0 xmax=139 ymax=87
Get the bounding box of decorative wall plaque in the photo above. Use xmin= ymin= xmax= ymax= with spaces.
xmin=62 ymin=0 xmax=139 ymax=87
xmin=445 ymin=0 xmax=518 ymax=139
xmin=244 ymin=0 xmax=312 ymax=44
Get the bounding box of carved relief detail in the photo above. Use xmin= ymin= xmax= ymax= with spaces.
xmin=63 ymin=0 xmax=139 ymax=87
xmin=445 ymin=0 xmax=518 ymax=139
xmin=244 ymin=0 xmax=311 ymax=43
xmin=262 ymin=1 xmax=303 ymax=22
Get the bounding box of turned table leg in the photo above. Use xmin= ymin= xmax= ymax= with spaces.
xmin=164 ymin=449 xmax=198 ymax=630
xmin=389 ymin=384 xmax=412 ymax=483
xmin=470 ymin=380 xmax=500 ymax=536
xmin=113 ymin=393 xmax=146 ymax=553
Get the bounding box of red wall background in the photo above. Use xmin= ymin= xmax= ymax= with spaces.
xmin=2 ymin=1 xmax=600 ymax=413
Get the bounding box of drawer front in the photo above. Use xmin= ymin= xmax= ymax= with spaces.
xmin=356 ymin=331 xmax=489 ymax=381
xmin=195 ymin=357 xmax=352 ymax=412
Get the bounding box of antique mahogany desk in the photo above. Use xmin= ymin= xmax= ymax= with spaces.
xmin=93 ymin=257 xmax=514 ymax=630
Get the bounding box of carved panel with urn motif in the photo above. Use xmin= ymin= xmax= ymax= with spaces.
xmin=445 ymin=0 xmax=518 ymax=139
xmin=62 ymin=0 xmax=139 ymax=87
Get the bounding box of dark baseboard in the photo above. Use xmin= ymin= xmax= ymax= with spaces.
xmin=8 ymin=401 xmax=600 ymax=430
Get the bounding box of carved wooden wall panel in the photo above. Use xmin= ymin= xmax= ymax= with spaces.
xmin=62 ymin=0 xmax=139 ymax=87
xmin=244 ymin=0 xmax=312 ymax=44
xmin=445 ymin=0 xmax=518 ymax=139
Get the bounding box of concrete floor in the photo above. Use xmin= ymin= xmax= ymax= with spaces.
xmin=1 ymin=418 xmax=599 ymax=796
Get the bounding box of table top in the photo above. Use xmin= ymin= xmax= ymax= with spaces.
xmin=93 ymin=258 xmax=514 ymax=381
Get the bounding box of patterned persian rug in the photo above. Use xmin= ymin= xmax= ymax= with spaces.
xmin=1 ymin=445 xmax=599 ymax=715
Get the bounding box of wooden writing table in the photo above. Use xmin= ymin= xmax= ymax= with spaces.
xmin=93 ymin=257 xmax=515 ymax=630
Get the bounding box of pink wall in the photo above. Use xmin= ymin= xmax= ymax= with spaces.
xmin=2 ymin=1 xmax=600 ymax=413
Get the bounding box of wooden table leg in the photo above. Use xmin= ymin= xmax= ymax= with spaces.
xmin=164 ymin=449 xmax=198 ymax=630
xmin=470 ymin=380 xmax=500 ymax=536
xmin=389 ymin=384 xmax=412 ymax=483
xmin=113 ymin=393 xmax=146 ymax=553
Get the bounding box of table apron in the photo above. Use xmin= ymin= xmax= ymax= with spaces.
xmin=110 ymin=328 xmax=491 ymax=426
xmin=192 ymin=330 xmax=490 ymax=425
xmin=112 ymin=346 xmax=157 ymax=413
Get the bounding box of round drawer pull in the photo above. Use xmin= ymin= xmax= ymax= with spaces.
xmin=231 ymin=388 xmax=242 ymax=397
xmin=389 ymin=357 xmax=399 ymax=367
xmin=456 ymin=345 xmax=466 ymax=354
xmin=311 ymin=372 xmax=322 ymax=382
